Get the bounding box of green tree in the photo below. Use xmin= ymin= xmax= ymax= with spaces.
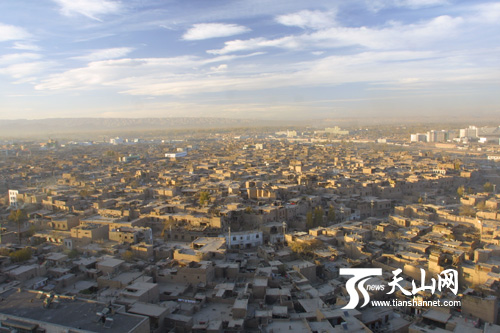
xmin=9 ymin=209 xmax=28 ymax=244
xmin=484 ymin=182 xmax=494 ymax=193
xmin=67 ymin=249 xmax=80 ymax=259
xmin=244 ymin=206 xmax=254 ymax=214
xmin=459 ymin=205 xmax=476 ymax=217
xmin=8 ymin=209 xmax=27 ymax=223
xmin=79 ymin=189 xmax=91 ymax=197
xmin=313 ymin=207 xmax=324 ymax=227
xmin=9 ymin=248 xmax=32 ymax=262
xmin=327 ymin=205 xmax=336 ymax=222
xmin=385 ymin=231 xmax=400 ymax=239
xmin=457 ymin=186 xmax=465 ymax=197
xmin=198 ymin=191 xmax=211 ymax=206
xmin=306 ymin=210 xmax=314 ymax=229
xmin=289 ymin=239 xmax=323 ymax=257
xmin=26 ymin=225 xmax=37 ymax=237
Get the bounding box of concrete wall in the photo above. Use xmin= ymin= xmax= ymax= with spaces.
xmin=462 ymin=295 xmax=498 ymax=324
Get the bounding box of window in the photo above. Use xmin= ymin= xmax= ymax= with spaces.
xmin=256 ymin=235 xmax=259 ymax=238
xmin=233 ymin=237 xmax=236 ymax=241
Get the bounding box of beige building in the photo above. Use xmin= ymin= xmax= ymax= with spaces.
xmin=173 ymin=237 xmax=226 ymax=262
xmin=97 ymin=258 xmax=125 ymax=275
xmin=120 ymin=281 xmax=159 ymax=303
xmin=109 ymin=226 xmax=153 ymax=244
xmin=131 ymin=242 xmax=154 ymax=259
xmin=157 ymin=261 xmax=215 ymax=286
xmin=462 ymin=294 xmax=498 ymax=324
xmin=71 ymin=223 xmax=109 ymax=241
xmin=47 ymin=215 xmax=80 ymax=231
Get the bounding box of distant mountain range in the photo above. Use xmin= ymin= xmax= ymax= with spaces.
xmin=0 ymin=116 xmax=498 ymax=139
xmin=0 ymin=117 xmax=287 ymax=138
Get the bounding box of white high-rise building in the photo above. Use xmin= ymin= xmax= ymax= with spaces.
xmin=459 ymin=126 xmax=478 ymax=138
xmin=410 ymin=133 xmax=427 ymax=142
xmin=427 ymin=130 xmax=447 ymax=143
xmin=8 ymin=189 xmax=19 ymax=208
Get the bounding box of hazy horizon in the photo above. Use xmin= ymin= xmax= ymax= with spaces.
xmin=1 ymin=0 xmax=499 ymax=120
xmin=0 ymin=116 xmax=499 ymax=140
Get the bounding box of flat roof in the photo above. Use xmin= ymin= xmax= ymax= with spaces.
xmin=253 ymin=277 xmax=268 ymax=287
xmin=46 ymin=253 xmax=68 ymax=261
xmin=123 ymin=282 xmax=157 ymax=296
xmin=266 ymin=319 xmax=309 ymax=332
xmin=111 ymin=271 xmax=143 ymax=285
xmin=191 ymin=303 xmax=233 ymax=324
xmin=0 ymin=290 xmax=147 ymax=333
xmin=74 ymin=257 xmax=97 ymax=266
xmin=8 ymin=265 xmax=37 ymax=276
xmin=298 ymin=298 xmax=326 ymax=313
xmin=128 ymin=303 xmax=170 ymax=318
xmin=233 ymin=298 xmax=248 ymax=309
xmin=97 ymin=258 xmax=124 ymax=268
xmin=361 ymin=307 xmax=393 ymax=324
xmin=308 ymin=321 xmax=335 ymax=332
xmin=272 ymin=306 xmax=287 ymax=316
xmin=423 ymin=309 xmax=451 ymax=323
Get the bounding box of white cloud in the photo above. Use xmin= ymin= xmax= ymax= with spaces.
xmin=0 ymin=23 xmax=31 ymax=42
xmin=53 ymin=0 xmax=121 ymax=21
xmin=182 ymin=23 xmax=250 ymax=40
xmin=210 ymin=64 xmax=228 ymax=72
xmin=11 ymin=42 xmax=41 ymax=51
xmin=309 ymin=15 xmax=464 ymax=50
xmin=72 ymin=47 xmax=135 ymax=61
xmin=29 ymin=3 xmax=500 ymax=101
xmin=35 ymin=53 xmax=262 ymax=91
xmin=35 ymin=46 xmax=496 ymax=98
xmin=0 ymin=53 xmax=41 ymax=65
xmin=208 ymin=14 xmax=464 ymax=54
xmin=208 ymin=36 xmax=301 ymax=55
xmin=367 ymin=0 xmax=449 ymax=12
xmin=0 ymin=61 xmax=54 ymax=79
xmin=276 ymin=10 xmax=336 ymax=29
xmin=0 ymin=53 xmax=51 ymax=83
xmin=470 ymin=2 xmax=500 ymax=24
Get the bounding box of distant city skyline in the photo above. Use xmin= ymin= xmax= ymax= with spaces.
xmin=0 ymin=0 xmax=499 ymax=120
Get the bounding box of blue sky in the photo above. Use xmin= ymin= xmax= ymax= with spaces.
xmin=0 ymin=0 xmax=499 ymax=120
